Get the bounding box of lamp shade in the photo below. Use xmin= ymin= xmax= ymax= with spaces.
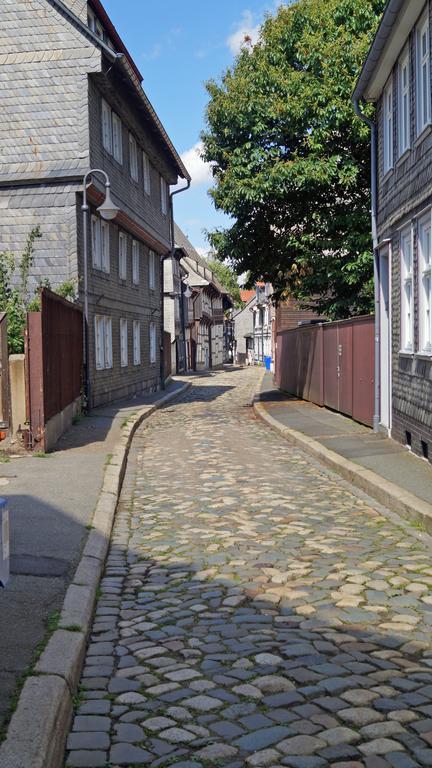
xmin=184 ymin=284 xmax=192 ymax=299
xmin=97 ymin=187 xmax=120 ymax=221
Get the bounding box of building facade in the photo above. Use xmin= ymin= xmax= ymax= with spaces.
xmin=232 ymin=290 xmax=255 ymax=365
xmin=354 ymin=0 xmax=432 ymax=459
xmin=173 ymin=225 xmax=233 ymax=371
xmin=252 ymin=283 xmax=274 ymax=364
xmin=0 ymin=0 xmax=189 ymax=407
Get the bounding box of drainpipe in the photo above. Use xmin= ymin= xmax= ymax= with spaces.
xmin=160 ymin=178 xmax=191 ymax=389
xmin=353 ymin=98 xmax=380 ymax=432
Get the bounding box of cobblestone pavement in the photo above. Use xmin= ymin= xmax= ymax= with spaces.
xmin=66 ymin=367 xmax=432 ymax=768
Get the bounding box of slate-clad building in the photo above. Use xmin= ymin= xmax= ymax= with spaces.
xmin=173 ymin=224 xmax=233 ymax=371
xmin=354 ymin=0 xmax=432 ymax=459
xmin=0 ymin=0 xmax=189 ymax=407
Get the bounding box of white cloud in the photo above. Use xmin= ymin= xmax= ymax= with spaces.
xmin=196 ymin=247 xmax=210 ymax=260
xmin=179 ymin=141 xmax=214 ymax=189
xmin=227 ymin=10 xmax=261 ymax=55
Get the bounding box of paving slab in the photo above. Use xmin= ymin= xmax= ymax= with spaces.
xmin=259 ymin=371 xmax=432 ymax=508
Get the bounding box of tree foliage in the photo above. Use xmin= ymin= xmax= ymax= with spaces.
xmin=202 ymin=0 xmax=385 ymax=319
xmin=0 ymin=228 xmax=77 ymax=353
xmin=206 ymin=256 xmax=243 ymax=308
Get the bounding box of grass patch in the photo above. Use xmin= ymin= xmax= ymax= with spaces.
xmin=0 ymin=609 xmax=60 ymax=743
xmin=32 ymin=450 xmax=50 ymax=458
xmin=0 ymin=454 xmax=10 ymax=463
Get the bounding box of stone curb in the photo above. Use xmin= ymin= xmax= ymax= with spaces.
xmin=0 ymin=380 xmax=191 ymax=768
xmin=253 ymin=393 xmax=432 ymax=535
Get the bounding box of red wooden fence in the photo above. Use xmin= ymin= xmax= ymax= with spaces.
xmin=274 ymin=315 xmax=374 ymax=426
xmin=25 ymin=289 xmax=83 ymax=449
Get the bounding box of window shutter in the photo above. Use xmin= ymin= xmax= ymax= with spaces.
xmin=101 ymin=221 xmax=110 ymax=273
xmin=104 ymin=317 xmax=112 ymax=368
xmin=149 ymin=250 xmax=155 ymax=289
xmin=120 ymin=318 xmax=128 ymax=367
xmin=95 ymin=316 xmax=104 ymax=369
xmin=160 ymin=176 xmax=167 ymax=214
xmin=143 ymin=152 xmax=151 ymax=195
xmin=112 ymin=113 xmax=123 ymax=163
xmin=133 ymin=320 xmax=141 ymax=365
xmin=91 ymin=216 xmax=101 ymax=269
xmin=102 ymin=99 xmax=112 ymax=154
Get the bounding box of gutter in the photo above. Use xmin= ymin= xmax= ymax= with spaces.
xmin=159 ymin=180 xmax=191 ymax=387
xmin=353 ymin=98 xmax=380 ymax=432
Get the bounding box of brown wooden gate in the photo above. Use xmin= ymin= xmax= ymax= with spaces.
xmin=25 ymin=289 xmax=83 ymax=450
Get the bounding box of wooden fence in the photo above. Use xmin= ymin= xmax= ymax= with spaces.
xmin=25 ymin=289 xmax=83 ymax=450
xmin=274 ymin=315 xmax=374 ymax=426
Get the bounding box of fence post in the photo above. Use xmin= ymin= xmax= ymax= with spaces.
xmin=318 ymin=324 xmax=324 ymax=406
xmin=0 ymin=498 xmax=10 ymax=587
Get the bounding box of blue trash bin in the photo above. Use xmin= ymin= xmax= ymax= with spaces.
xmin=264 ymin=355 xmax=271 ymax=371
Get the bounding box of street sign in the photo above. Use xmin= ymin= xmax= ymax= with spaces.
xmin=0 ymin=498 xmax=9 ymax=587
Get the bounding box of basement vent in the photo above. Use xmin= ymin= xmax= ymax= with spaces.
xmin=421 ymin=440 xmax=429 ymax=461
xmin=405 ymin=431 xmax=412 ymax=449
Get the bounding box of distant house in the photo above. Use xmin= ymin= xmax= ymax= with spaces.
xmin=163 ymin=254 xmax=188 ymax=374
xmin=233 ymin=292 xmax=256 ymax=365
xmin=0 ymin=0 xmax=189 ymax=407
xmin=173 ymin=225 xmax=233 ymax=371
xmin=353 ymin=0 xmax=432 ymax=458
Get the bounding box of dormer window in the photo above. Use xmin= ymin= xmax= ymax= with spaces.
xmin=88 ymin=7 xmax=103 ymax=38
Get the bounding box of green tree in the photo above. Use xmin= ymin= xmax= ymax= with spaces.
xmin=202 ymin=0 xmax=385 ymax=319
xmin=0 ymin=228 xmax=78 ymax=352
xmin=206 ymin=256 xmax=243 ymax=308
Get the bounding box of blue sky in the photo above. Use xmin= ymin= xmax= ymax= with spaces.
xmin=102 ymin=0 xmax=281 ymax=256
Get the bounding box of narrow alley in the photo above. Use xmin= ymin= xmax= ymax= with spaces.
xmin=66 ymin=368 xmax=432 ymax=768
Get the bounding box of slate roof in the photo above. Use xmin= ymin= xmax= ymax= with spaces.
xmin=50 ymin=0 xmax=190 ymax=181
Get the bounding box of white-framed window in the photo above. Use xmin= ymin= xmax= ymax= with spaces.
xmin=143 ymin=151 xmax=151 ymax=195
xmin=418 ymin=212 xmax=432 ymax=353
xmin=120 ymin=318 xmax=128 ymax=367
xmin=160 ymin=176 xmax=168 ymax=215
xmin=91 ymin=216 xmax=110 ymax=273
xmin=398 ymin=50 xmax=410 ymax=155
xmin=129 ymin=133 xmax=139 ymax=181
xmin=383 ymin=79 xmax=393 ymax=173
xmin=119 ymin=232 xmax=127 ymax=280
xmin=132 ymin=240 xmax=140 ymax=285
xmin=95 ymin=315 xmax=112 ymax=370
xmin=149 ymin=250 xmax=156 ymax=289
xmin=133 ymin=320 xmax=141 ymax=365
xmin=112 ymin=112 xmax=123 ymax=164
xmin=150 ymin=321 xmax=157 ymax=363
xmin=417 ymin=13 xmax=431 ymax=134
xmin=102 ymin=99 xmax=113 ymax=154
xmin=400 ymin=226 xmax=413 ymax=352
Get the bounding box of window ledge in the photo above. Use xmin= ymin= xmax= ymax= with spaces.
xmin=395 ymin=148 xmax=411 ymax=167
xmin=415 ymin=352 xmax=432 ymax=361
xmin=398 ymin=350 xmax=414 ymax=357
xmin=382 ymin=167 xmax=394 ymax=182
xmin=414 ymin=123 xmax=432 ymax=148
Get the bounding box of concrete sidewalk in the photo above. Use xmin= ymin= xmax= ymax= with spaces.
xmin=256 ymin=371 xmax=432 ymax=523
xmin=0 ymin=378 xmax=187 ymax=735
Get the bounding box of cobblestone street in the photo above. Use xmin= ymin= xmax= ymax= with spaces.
xmin=66 ymin=367 xmax=432 ymax=768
